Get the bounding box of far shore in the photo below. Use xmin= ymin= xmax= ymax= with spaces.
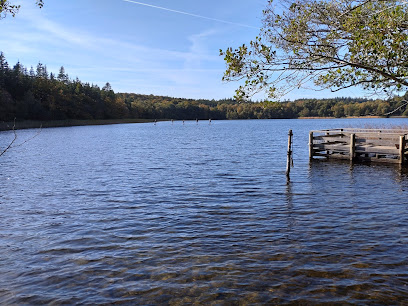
xmin=0 ymin=119 xmax=159 ymax=131
xmin=1 ymin=116 xmax=407 ymax=131
xmin=298 ymin=115 xmax=382 ymax=119
xmin=297 ymin=115 xmax=408 ymax=119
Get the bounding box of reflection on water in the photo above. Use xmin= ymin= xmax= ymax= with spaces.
xmin=0 ymin=119 xmax=408 ymax=304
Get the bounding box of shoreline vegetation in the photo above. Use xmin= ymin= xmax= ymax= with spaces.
xmin=0 ymin=119 xmax=157 ymax=131
xmin=1 ymin=51 xmax=408 ymax=132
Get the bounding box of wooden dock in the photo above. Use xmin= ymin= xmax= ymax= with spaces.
xmin=309 ymin=128 xmax=408 ymax=164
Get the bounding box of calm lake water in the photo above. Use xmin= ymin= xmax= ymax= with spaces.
xmin=1 ymin=118 xmax=408 ymax=304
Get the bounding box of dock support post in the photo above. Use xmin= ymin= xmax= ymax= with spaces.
xmin=309 ymin=132 xmax=314 ymax=160
xmin=399 ymin=135 xmax=406 ymax=165
xmin=286 ymin=130 xmax=293 ymax=180
xmin=350 ymin=133 xmax=355 ymax=161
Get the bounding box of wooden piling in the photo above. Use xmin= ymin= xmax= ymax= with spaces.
xmin=286 ymin=130 xmax=293 ymax=179
xmin=309 ymin=132 xmax=314 ymax=160
xmin=350 ymin=133 xmax=355 ymax=161
xmin=399 ymin=135 xmax=406 ymax=165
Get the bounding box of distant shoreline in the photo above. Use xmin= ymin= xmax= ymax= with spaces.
xmin=298 ymin=116 xmax=408 ymax=119
xmin=1 ymin=116 xmax=407 ymax=131
xmin=297 ymin=115 xmax=395 ymax=119
xmin=0 ymin=119 xmax=158 ymax=131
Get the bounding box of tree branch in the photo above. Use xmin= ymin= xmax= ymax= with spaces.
xmin=0 ymin=119 xmax=42 ymax=157
xmin=0 ymin=118 xmax=17 ymax=157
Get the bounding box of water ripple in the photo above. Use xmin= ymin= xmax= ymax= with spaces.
xmin=1 ymin=119 xmax=408 ymax=304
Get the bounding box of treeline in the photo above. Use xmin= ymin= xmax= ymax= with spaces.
xmin=0 ymin=52 xmax=128 ymax=121
xmin=120 ymin=94 xmax=408 ymax=120
xmin=1 ymin=52 xmax=408 ymax=122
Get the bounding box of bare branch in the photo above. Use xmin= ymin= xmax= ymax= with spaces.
xmin=329 ymin=80 xmax=374 ymax=92
xmin=384 ymin=100 xmax=408 ymax=115
xmin=0 ymin=120 xmax=42 ymax=157
xmin=12 ymin=124 xmax=42 ymax=148
xmin=0 ymin=118 xmax=17 ymax=157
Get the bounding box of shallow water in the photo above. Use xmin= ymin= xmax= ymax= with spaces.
xmin=1 ymin=118 xmax=408 ymax=304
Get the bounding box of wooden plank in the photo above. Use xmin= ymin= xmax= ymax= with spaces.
xmin=313 ymin=143 xmax=400 ymax=155
xmin=313 ymin=152 xmax=330 ymax=156
xmin=314 ymin=143 xmax=350 ymax=152
xmin=342 ymin=128 xmax=408 ymax=133
xmin=355 ymin=138 xmax=400 ymax=147
xmin=317 ymin=131 xmax=406 ymax=138
xmin=326 ymin=154 xmax=350 ymax=160
xmin=310 ymin=129 xmax=344 ymax=133
xmin=314 ymin=134 xmax=346 ymax=140
xmin=355 ymin=145 xmax=399 ymax=155
xmin=354 ymin=134 xmax=401 ymax=139
xmin=322 ymin=141 xmax=349 ymax=145
xmin=313 ymin=138 xmax=348 ymax=145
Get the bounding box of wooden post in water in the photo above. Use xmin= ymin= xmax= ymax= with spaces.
xmin=399 ymin=135 xmax=406 ymax=165
xmin=309 ymin=132 xmax=314 ymax=160
xmin=286 ymin=130 xmax=293 ymax=179
xmin=350 ymin=133 xmax=356 ymax=161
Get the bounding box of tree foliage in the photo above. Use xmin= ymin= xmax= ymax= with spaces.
xmin=221 ymin=0 xmax=408 ymax=100
xmin=0 ymin=0 xmax=43 ymax=19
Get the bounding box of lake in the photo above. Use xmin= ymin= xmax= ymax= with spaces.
xmin=1 ymin=118 xmax=408 ymax=304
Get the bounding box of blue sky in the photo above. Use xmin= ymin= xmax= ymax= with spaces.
xmin=1 ymin=0 xmax=365 ymax=100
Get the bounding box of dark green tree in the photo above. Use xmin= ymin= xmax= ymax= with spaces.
xmin=36 ymin=62 xmax=48 ymax=79
xmin=57 ymin=66 xmax=69 ymax=84
xmin=0 ymin=51 xmax=9 ymax=87
xmin=102 ymin=82 xmax=112 ymax=92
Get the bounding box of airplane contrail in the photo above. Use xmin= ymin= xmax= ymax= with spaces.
xmin=122 ymin=0 xmax=259 ymax=29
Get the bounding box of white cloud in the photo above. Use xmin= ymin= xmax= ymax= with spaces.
xmin=184 ymin=29 xmax=219 ymax=69
xmin=1 ymin=3 xmax=234 ymax=99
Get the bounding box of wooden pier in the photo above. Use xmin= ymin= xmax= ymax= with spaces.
xmin=309 ymin=128 xmax=408 ymax=164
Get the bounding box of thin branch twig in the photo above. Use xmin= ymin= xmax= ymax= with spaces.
xmin=0 ymin=118 xmax=17 ymax=157
xmin=12 ymin=124 xmax=42 ymax=148
xmin=0 ymin=119 xmax=42 ymax=157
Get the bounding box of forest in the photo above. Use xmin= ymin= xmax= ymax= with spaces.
xmin=1 ymin=52 xmax=408 ymax=123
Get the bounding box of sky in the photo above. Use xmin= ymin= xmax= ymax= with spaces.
xmin=1 ymin=0 xmax=366 ymax=100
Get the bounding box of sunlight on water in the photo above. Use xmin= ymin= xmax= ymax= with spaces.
xmin=1 ymin=118 xmax=408 ymax=304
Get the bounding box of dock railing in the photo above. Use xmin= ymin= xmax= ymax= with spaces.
xmin=309 ymin=128 xmax=408 ymax=164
